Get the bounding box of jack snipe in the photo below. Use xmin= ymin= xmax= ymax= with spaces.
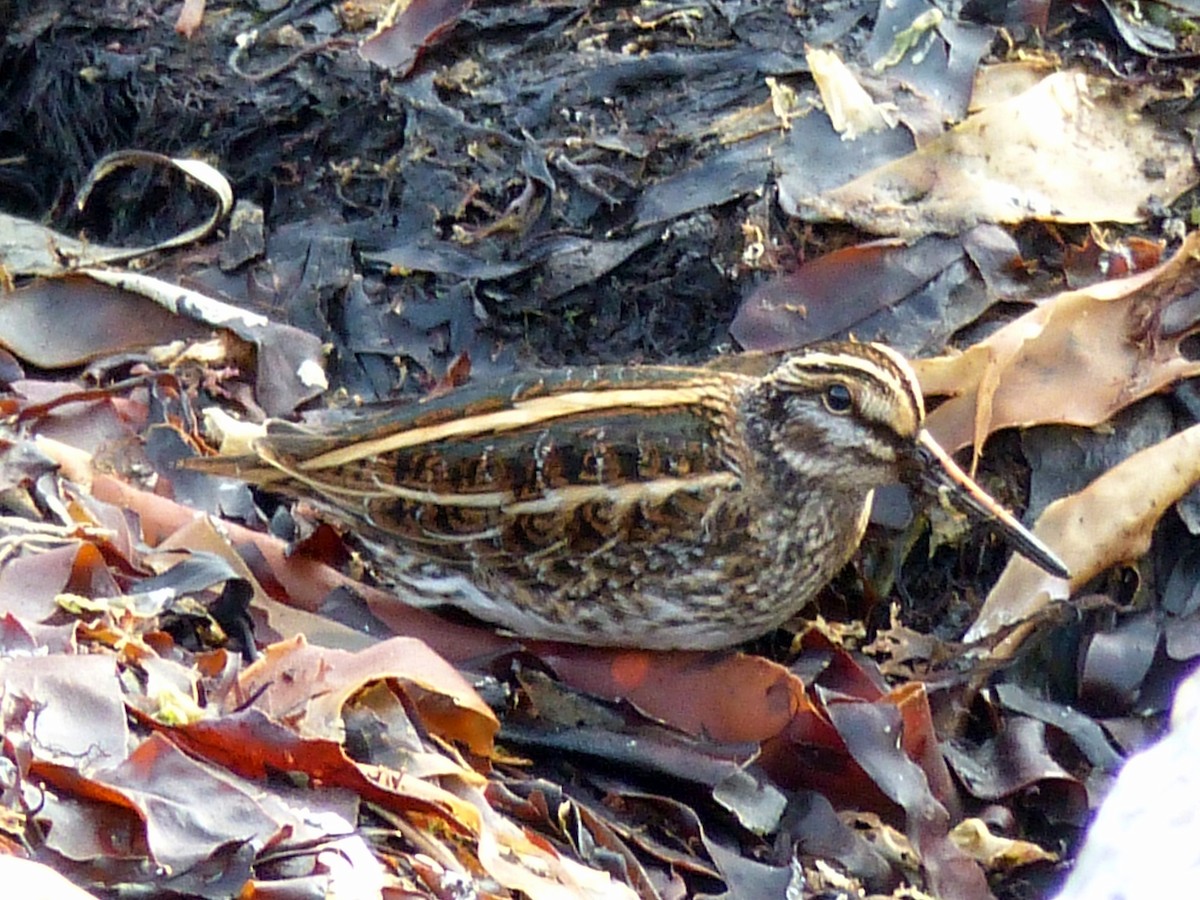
xmin=186 ymin=342 xmax=1067 ymax=649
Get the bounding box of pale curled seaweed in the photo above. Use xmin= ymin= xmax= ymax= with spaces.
xmin=968 ymin=422 xmax=1200 ymax=643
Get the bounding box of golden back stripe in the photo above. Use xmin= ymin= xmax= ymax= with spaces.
xmin=501 ymin=472 xmax=739 ymax=515
xmin=291 ymin=385 xmax=737 ymax=472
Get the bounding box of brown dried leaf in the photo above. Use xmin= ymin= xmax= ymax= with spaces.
xmin=788 ymin=72 xmax=1197 ymax=238
xmin=731 ymin=236 xmax=966 ymax=352
xmin=152 ymin=515 xmax=378 ymax=653
xmin=967 ymin=422 xmax=1200 ymax=642
xmin=0 ymin=653 xmax=129 ymax=769
xmin=943 ymin=717 xmax=1085 ymax=807
xmin=49 ymin=461 xmax=512 ymax=662
xmin=359 ymin=0 xmax=474 ymax=75
xmin=825 ymin=700 xmax=991 ymax=900
xmin=86 ymin=733 xmax=282 ymax=872
xmin=233 ymin=634 xmax=498 ymax=757
xmin=0 ymin=276 xmax=211 ymax=368
xmin=535 ymin=646 xmax=812 ymax=745
xmin=915 ymin=231 xmax=1200 ymax=456
xmin=0 ymin=543 xmax=92 ymax=622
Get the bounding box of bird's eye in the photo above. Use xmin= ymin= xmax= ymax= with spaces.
xmin=823 ymin=383 xmax=853 ymax=414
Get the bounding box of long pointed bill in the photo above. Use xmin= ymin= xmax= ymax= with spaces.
xmin=916 ymin=430 xmax=1070 ymax=580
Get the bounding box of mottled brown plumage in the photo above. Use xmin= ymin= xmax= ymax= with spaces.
xmin=186 ymin=342 xmax=1067 ymax=649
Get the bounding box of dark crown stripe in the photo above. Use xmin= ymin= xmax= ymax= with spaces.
xmin=856 ymin=343 xmax=925 ymax=421
xmin=776 ymin=345 xmax=925 ymax=433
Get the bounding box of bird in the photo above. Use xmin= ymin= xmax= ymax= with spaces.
xmin=183 ymin=341 xmax=1068 ymax=650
